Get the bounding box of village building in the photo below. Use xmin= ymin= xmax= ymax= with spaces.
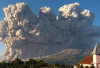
xmin=74 ymin=43 xmax=100 ymax=68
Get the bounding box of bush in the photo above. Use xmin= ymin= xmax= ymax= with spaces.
xmin=85 ymin=66 xmax=89 ymax=68
xmin=90 ymin=64 xmax=95 ymax=68
xmin=80 ymin=64 xmax=84 ymax=68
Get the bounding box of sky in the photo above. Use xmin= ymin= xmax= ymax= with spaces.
xmin=0 ymin=0 xmax=100 ymax=58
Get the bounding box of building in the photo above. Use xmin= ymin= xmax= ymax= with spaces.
xmin=74 ymin=43 xmax=100 ymax=68
xmin=79 ymin=56 xmax=93 ymax=67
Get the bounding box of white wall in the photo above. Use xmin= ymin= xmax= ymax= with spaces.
xmin=74 ymin=64 xmax=92 ymax=68
xmin=83 ymin=64 xmax=91 ymax=68
xmin=93 ymin=55 xmax=100 ymax=68
xmin=74 ymin=65 xmax=78 ymax=68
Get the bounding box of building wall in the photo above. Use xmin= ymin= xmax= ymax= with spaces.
xmin=93 ymin=55 xmax=100 ymax=68
xmin=74 ymin=64 xmax=91 ymax=68
xmin=74 ymin=65 xmax=78 ymax=68
xmin=82 ymin=64 xmax=91 ymax=68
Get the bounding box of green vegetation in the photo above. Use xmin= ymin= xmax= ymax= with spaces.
xmin=80 ymin=64 xmax=84 ymax=68
xmin=90 ymin=64 xmax=95 ymax=68
xmin=0 ymin=57 xmax=74 ymax=68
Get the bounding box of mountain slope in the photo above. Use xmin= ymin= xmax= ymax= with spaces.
xmin=43 ymin=49 xmax=91 ymax=65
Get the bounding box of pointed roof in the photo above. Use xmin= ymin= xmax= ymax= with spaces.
xmin=79 ymin=56 xmax=93 ymax=64
xmin=92 ymin=43 xmax=100 ymax=55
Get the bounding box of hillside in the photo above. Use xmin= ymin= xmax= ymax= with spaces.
xmin=43 ymin=49 xmax=91 ymax=65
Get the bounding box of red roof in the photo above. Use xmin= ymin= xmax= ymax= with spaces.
xmin=79 ymin=56 xmax=93 ymax=64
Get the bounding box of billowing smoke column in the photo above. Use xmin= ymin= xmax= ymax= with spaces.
xmin=0 ymin=2 xmax=100 ymax=61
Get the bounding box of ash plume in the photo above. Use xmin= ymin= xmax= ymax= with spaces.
xmin=0 ymin=2 xmax=100 ymax=61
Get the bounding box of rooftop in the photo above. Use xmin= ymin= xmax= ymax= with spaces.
xmin=79 ymin=56 xmax=93 ymax=64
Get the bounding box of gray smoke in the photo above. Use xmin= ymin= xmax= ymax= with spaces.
xmin=0 ymin=2 xmax=100 ymax=61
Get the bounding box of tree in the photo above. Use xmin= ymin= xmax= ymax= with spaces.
xmin=1 ymin=62 xmax=6 ymax=68
xmin=80 ymin=64 xmax=84 ymax=68
xmin=90 ymin=64 xmax=95 ymax=68
xmin=37 ymin=59 xmax=45 ymax=65
xmin=22 ymin=64 xmax=30 ymax=68
xmin=0 ymin=58 xmax=73 ymax=68
xmin=37 ymin=60 xmax=47 ymax=67
xmin=85 ymin=66 xmax=89 ymax=68
xmin=13 ymin=57 xmax=24 ymax=65
xmin=28 ymin=59 xmax=37 ymax=64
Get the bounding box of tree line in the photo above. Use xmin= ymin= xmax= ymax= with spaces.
xmin=0 ymin=57 xmax=73 ymax=68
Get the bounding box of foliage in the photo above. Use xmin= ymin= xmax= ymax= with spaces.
xmin=85 ymin=66 xmax=89 ymax=68
xmin=90 ymin=64 xmax=95 ymax=68
xmin=78 ymin=64 xmax=84 ymax=68
xmin=0 ymin=57 xmax=74 ymax=68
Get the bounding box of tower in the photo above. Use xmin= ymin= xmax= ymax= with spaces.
xmin=92 ymin=43 xmax=100 ymax=68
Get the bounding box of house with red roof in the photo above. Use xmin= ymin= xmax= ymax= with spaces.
xmin=79 ymin=56 xmax=93 ymax=67
xmin=74 ymin=43 xmax=100 ymax=68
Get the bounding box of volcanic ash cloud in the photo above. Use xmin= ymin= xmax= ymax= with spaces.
xmin=0 ymin=2 xmax=100 ymax=61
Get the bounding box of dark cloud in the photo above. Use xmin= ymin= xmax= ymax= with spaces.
xmin=0 ymin=2 xmax=100 ymax=61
